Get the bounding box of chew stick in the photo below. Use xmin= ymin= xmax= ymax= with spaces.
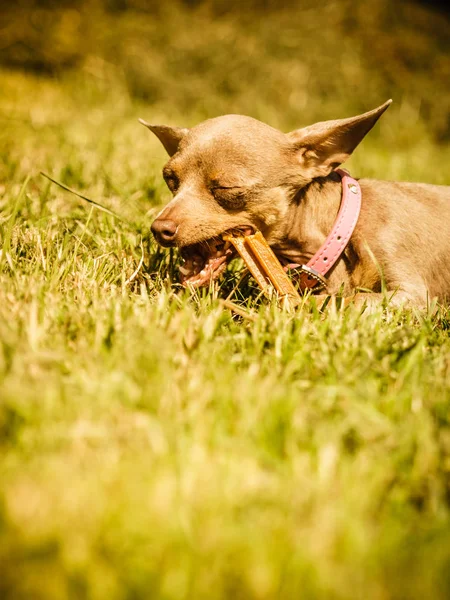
xmin=225 ymin=232 xmax=301 ymax=307
xmin=225 ymin=234 xmax=271 ymax=292
xmin=245 ymin=232 xmax=301 ymax=301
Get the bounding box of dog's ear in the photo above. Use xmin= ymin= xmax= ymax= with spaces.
xmin=287 ymin=100 xmax=392 ymax=178
xmin=139 ymin=119 xmax=189 ymax=156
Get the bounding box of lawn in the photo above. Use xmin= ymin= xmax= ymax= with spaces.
xmin=1 ymin=2 xmax=450 ymax=598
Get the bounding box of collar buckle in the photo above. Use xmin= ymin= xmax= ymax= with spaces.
xmin=289 ymin=264 xmax=328 ymax=292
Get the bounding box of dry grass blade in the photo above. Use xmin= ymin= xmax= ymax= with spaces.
xmin=124 ymin=237 xmax=145 ymax=286
xmin=220 ymin=299 xmax=257 ymax=321
xmin=40 ymin=171 xmax=127 ymax=222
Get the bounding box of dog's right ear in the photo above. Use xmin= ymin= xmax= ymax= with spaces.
xmin=286 ymin=100 xmax=392 ymax=179
xmin=139 ymin=119 xmax=189 ymax=156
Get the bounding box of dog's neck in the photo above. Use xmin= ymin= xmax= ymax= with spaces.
xmin=271 ymin=172 xmax=344 ymax=265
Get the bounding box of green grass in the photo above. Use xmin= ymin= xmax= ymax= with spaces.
xmin=1 ymin=2 xmax=450 ymax=596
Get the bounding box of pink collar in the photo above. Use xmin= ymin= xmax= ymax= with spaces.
xmin=285 ymin=168 xmax=361 ymax=291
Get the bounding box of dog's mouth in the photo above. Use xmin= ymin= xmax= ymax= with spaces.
xmin=179 ymin=227 xmax=254 ymax=287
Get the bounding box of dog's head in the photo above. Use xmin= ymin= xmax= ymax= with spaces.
xmin=141 ymin=100 xmax=391 ymax=286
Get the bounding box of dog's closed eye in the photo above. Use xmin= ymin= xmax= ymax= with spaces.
xmin=163 ymin=168 xmax=179 ymax=193
xmin=211 ymin=186 xmax=246 ymax=210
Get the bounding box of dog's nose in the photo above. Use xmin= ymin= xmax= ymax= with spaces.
xmin=151 ymin=218 xmax=178 ymax=246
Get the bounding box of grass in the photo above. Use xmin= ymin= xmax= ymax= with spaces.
xmin=1 ymin=2 xmax=450 ymax=597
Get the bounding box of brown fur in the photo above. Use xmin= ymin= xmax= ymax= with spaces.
xmin=141 ymin=101 xmax=450 ymax=307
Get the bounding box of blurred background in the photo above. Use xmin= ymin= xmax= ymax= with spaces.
xmin=0 ymin=0 xmax=449 ymax=196
xmin=1 ymin=0 xmax=449 ymax=131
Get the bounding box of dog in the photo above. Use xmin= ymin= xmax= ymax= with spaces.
xmin=141 ymin=100 xmax=450 ymax=307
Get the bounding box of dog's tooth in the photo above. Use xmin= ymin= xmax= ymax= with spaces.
xmin=179 ymin=266 xmax=191 ymax=276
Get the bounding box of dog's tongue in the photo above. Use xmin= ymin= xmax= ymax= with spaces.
xmin=180 ymin=254 xmax=229 ymax=286
xmin=179 ymin=239 xmax=234 ymax=287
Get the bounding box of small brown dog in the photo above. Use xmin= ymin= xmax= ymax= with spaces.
xmin=141 ymin=101 xmax=450 ymax=306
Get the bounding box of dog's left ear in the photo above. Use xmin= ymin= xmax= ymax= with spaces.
xmin=139 ymin=119 xmax=190 ymax=156
xmin=287 ymin=100 xmax=392 ymax=178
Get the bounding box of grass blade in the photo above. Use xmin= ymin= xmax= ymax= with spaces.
xmin=40 ymin=171 xmax=127 ymax=222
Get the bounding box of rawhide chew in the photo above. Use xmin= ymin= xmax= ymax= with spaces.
xmin=224 ymin=234 xmax=271 ymax=292
xmin=224 ymin=231 xmax=301 ymax=307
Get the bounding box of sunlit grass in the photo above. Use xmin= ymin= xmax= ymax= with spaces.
xmin=1 ymin=3 xmax=450 ymax=595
